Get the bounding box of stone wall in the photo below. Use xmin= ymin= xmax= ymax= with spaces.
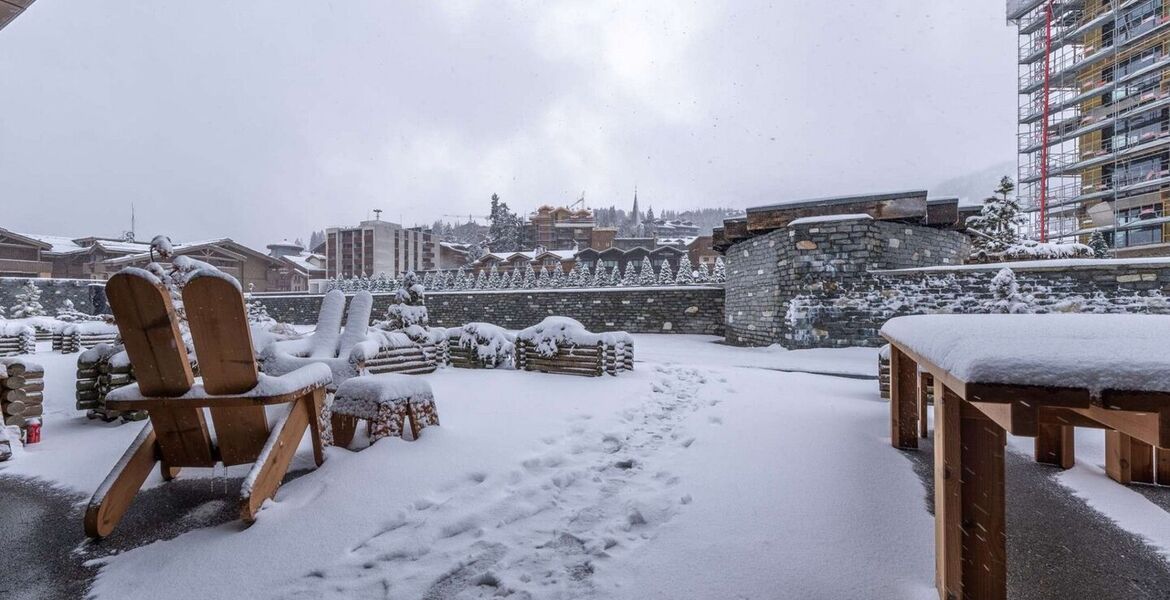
xmin=253 ymin=286 xmax=726 ymax=335
xmin=0 ymin=277 xmax=106 ymax=315
xmin=784 ymin=259 xmax=1170 ymax=348
xmin=725 ymin=217 xmax=970 ymax=346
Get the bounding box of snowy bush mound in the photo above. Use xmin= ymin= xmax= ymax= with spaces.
xmin=455 ymin=322 xmax=515 ymax=367
xmin=516 ymin=316 xmax=633 ymax=357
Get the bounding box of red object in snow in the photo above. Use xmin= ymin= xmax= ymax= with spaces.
xmin=25 ymin=418 xmax=41 ymax=444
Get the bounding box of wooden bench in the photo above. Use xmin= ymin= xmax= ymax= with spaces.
xmin=882 ymin=313 xmax=1170 ymax=600
xmin=330 ymin=374 xmax=439 ymax=448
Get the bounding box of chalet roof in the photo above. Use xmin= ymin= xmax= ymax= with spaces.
xmin=0 ymin=228 xmax=53 ymax=250
xmin=103 ymin=238 xmax=279 ymax=267
xmin=280 ymin=253 xmax=325 ymax=274
xmin=746 ymin=190 xmax=928 ymax=214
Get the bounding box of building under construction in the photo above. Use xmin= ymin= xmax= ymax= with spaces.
xmin=1010 ymin=0 xmax=1170 ymax=256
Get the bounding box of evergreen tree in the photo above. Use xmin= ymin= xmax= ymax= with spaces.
xmin=538 ymin=265 xmax=551 ymax=288
xmin=510 ymin=266 xmax=524 ymax=288
xmin=967 ymin=176 xmax=1023 ymax=254
xmin=566 ymin=262 xmax=582 ymax=287
xmin=657 ymin=262 xmax=675 ymax=285
xmin=673 ymin=255 xmax=693 ymax=284
xmin=523 ymin=265 xmax=537 ymax=289
xmin=551 ymin=266 xmax=566 ymax=288
xmin=989 ymin=268 xmax=1034 ymax=314
xmin=591 ymin=263 xmax=608 ymax=287
xmin=474 ymin=269 xmax=488 ymax=289
xmin=442 ymin=271 xmax=455 ymax=291
xmin=695 ymin=262 xmax=711 ymax=283
xmin=1088 ymin=231 xmax=1110 ymax=258
xmin=577 ymin=262 xmax=592 ymax=288
xmin=637 ymin=257 xmax=657 ymax=286
xmin=713 ymin=257 xmax=727 ymax=283
xmin=487 ymin=264 xmax=501 ymax=289
xmin=620 ymin=261 xmax=637 ymax=286
xmin=488 ymin=193 xmax=524 ymax=253
xmin=609 ymin=264 xmax=622 ymax=286
xmin=455 ymin=267 xmax=468 ymax=290
xmin=421 ymin=272 xmax=434 ymax=291
xmin=11 ymin=280 xmax=45 ymax=318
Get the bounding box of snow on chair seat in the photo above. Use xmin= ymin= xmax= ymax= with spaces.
xmin=85 ymin=267 xmax=331 ymax=538
xmin=330 ymin=374 xmax=439 ymax=448
xmin=515 ymin=317 xmax=634 ymax=377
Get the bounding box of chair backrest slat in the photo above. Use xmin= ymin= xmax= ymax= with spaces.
xmin=337 ymin=291 xmax=373 ymax=356
xmin=183 ymin=273 xmax=259 ymax=395
xmin=309 ymin=289 xmax=346 ymax=358
xmin=106 ymin=272 xmax=194 ymax=397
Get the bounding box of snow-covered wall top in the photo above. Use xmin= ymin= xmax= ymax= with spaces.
xmin=0 ymin=277 xmax=105 ymax=316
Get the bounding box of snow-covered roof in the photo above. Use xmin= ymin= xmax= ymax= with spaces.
xmin=882 ymin=314 xmax=1170 ymax=394
xmin=281 ymin=253 xmax=325 ymax=273
xmin=748 ymin=190 xmax=927 ymax=213
xmin=787 ymin=214 xmax=874 ymax=226
xmin=656 ymin=236 xmax=699 ymax=246
xmin=15 ymin=233 xmax=85 ymax=254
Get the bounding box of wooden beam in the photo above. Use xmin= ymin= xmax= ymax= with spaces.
xmin=918 ymin=372 xmax=931 ymax=439
xmin=966 ymin=400 xmax=1039 ymax=437
xmin=934 ymin=381 xmax=963 ymax=598
xmin=890 ymin=346 xmax=919 ymax=449
xmin=1072 ymin=406 xmax=1170 ymax=448
xmin=960 ymin=407 xmax=1008 ymax=600
xmin=1106 ymin=430 xmax=1135 ymax=485
xmin=85 ymin=424 xmax=160 ymax=538
xmin=1157 ymin=448 xmax=1170 ymax=486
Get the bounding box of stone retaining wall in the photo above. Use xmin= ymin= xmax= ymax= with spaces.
xmin=785 ymin=259 xmax=1170 ymax=348
xmin=0 ymin=277 xmax=106 ymax=315
xmin=253 ymin=287 xmax=726 ymax=335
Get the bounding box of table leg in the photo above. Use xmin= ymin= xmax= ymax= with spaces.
xmin=1035 ymin=423 xmax=1075 ymax=469
xmin=934 ymin=382 xmax=1007 ymax=600
xmin=918 ymin=373 xmax=930 ymax=439
xmin=890 ymin=346 xmax=919 ymax=449
xmin=1106 ymin=430 xmax=1150 ymax=485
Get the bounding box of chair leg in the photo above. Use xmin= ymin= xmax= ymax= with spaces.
xmin=85 ymin=424 xmax=160 ymax=538
xmin=240 ymin=397 xmax=311 ymax=523
xmin=306 ymin=388 xmax=326 ymax=466
xmin=331 ymin=413 xmax=358 ymax=449
xmin=160 ymin=462 xmax=182 ymax=481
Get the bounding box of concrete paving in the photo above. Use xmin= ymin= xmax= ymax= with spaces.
xmin=903 ymin=440 xmax=1170 ymax=600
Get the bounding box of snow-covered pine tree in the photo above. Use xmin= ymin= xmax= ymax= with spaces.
xmin=421 ymin=272 xmax=434 ymax=291
xmin=565 ymin=263 xmax=580 ymax=287
xmin=606 ymin=264 xmax=619 ymax=286
xmin=538 ymin=265 xmax=551 ymax=288
xmin=967 ymin=176 xmax=1023 ymax=254
xmin=510 ymin=266 xmax=524 ymax=289
xmin=577 ymin=262 xmax=592 ymax=288
xmin=551 ymin=266 xmax=566 ymax=288
xmin=674 ymin=255 xmax=695 ymax=284
xmin=523 ymin=265 xmax=537 ymax=289
xmin=637 ymin=257 xmax=656 ymax=286
xmin=1088 ymin=231 xmax=1110 ymax=258
xmin=657 ymin=261 xmax=674 ymax=285
xmin=620 ymin=261 xmax=637 ymax=286
xmin=713 ymin=257 xmax=727 ymax=283
xmin=487 ymin=264 xmax=501 ymax=289
xmin=591 ymin=263 xmax=607 ymax=287
xmin=475 ymin=269 xmax=488 ymax=290
xmin=455 ymin=267 xmax=468 ymax=290
xmin=988 ymin=267 xmax=1034 ymax=314
xmin=11 ymin=280 xmax=45 ymax=318
xmin=0 ymin=304 xmax=6 ymax=318
xmin=695 ymin=261 xmax=711 ymax=283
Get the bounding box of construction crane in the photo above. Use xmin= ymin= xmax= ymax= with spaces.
xmin=443 ymin=214 xmax=490 ymax=223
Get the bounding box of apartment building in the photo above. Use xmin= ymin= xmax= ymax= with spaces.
xmin=521 ymin=206 xmax=596 ymax=251
xmin=1010 ymin=0 xmax=1170 ymax=256
xmin=324 ymin=219 xmax=436 ymax=279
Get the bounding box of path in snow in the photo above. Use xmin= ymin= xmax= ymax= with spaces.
xmin=280 ymin=365 xmax=709 ymax=599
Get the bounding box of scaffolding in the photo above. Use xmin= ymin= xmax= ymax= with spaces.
xmin=1009 ymin=0 xmax=1170 ymax=255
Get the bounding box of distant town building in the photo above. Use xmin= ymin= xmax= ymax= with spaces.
xmin=325 ymin=219 xmax=436 ymax=279
xmin=522 ymin=206 xmax=595 ymax=251
xmin=437 ymin=242 xmax=472 ymax=270
xmin=648 ymin=218 xmax=700 ymax=238
xmin=0 ymin=228 xmax=286 ymax=290
xmin=267 ymin=240 xmax=325 ymax=292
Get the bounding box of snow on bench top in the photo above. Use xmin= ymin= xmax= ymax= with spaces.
xmin=107 ymin=363 xmax=332 ymax=402
xmin=787 ymin=213 xmax=873 ymax=226
xmin=881 ymin=314 xmax=1170 ymax=394
xmin=0 ymin=321 xmax=34 ymax=336
xmin=334 ymin=373 xmax=433 ymax=405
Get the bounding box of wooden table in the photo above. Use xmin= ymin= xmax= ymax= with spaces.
xmin=881 ymin=314 xmax=1170 ymax=600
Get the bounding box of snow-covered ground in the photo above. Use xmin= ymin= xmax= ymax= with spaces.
xmin=5 ymin=334 xmax=1159 ymax=598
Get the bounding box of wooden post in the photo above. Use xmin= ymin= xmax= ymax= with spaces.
xmin=1106 ymin=430 xmax=1133 ymax=485
xmin=934 ymin=381 xmax=962 ymax=599
xmin=1034 ymin=423 xmax=1075 ymax=469
xmin=1157 ymin=448 xmax=1170 ymax=486
xmin=1130 ymin=437 xmax=1155 ymax=484
xmin=890 ymin=346 xmax=919 ymax=450
xmin=959 ymin=404 xmax=1007 ymax=600
xmin=918 ymin=373 xmax=930 ymax=439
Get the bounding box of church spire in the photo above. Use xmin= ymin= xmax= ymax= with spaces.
xmin=631 ymin=186 xmax=641 ymax=227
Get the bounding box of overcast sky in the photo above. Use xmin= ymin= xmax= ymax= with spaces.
xmin=0 ymin=1 xmax=1019 ymax=249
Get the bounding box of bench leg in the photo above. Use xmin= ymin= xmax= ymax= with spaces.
xmin=1106 ymin=430 xmax=1154 ymax=485
xmin=240 ymin=397 xmax=311 ymax=523
xmin=331 ymin=413 xmax=358 ymax=449
xmin=1035 ymin=424 xmax=1075 ymax=469
xmin=1157 ymin=448 xmax=1170 ymax=486
xmin=918 ymin=374 xmax=930 ymax=439
xmin=306 ymin=388 xmax=326 ymax=466
xmin=85 ymin=424 xmax=160 ymax=538
xmin=934 ymin=382 xmax=1007 ymax=600
xmin=890 ymin=347 xmax=918 ymax=450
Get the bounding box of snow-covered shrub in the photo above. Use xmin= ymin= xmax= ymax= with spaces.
xmin=456 ymin=322 xmax=515 ymax=368
xmin=55 ymin=299 xmax=100 ymax=323
xmin=988 ymin=268 xmax=1035 ymax=314
xmin=657 ymin=262 xmax=674 ymax=285
xmin=10 ymin=281 xmax=45 ymax=318
xmin=1088 ymin=231 xmax=1110 ymax=258
xmin=695 ymin=261 xmax=711 ymax=283
xmin=712 ymin=257 xmax=727 ymax=283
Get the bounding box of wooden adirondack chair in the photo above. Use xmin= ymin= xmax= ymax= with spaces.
xmin=84 ymin=269 xmax=331 ymax=538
